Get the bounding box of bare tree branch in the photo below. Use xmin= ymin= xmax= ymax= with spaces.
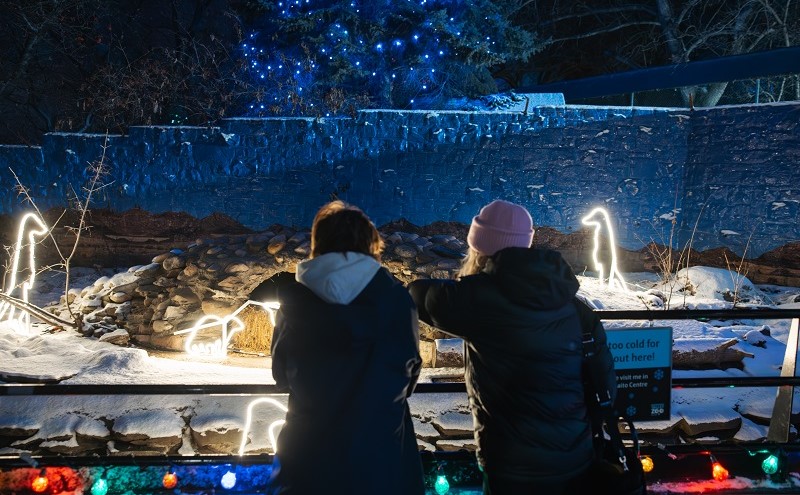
xmin=538 ymin=5 xmax=657 ymax=28
xmin=0 ymin=292 xmax=76 ymax=330
xmin=548 ymin=21 xmax=662 ymax=44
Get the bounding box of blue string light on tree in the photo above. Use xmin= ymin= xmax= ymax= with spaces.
xmin=238 ymin=0 xmax=536 ymax=115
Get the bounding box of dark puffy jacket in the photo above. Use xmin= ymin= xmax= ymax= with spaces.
xmin=408 ymin=247 xmax=616 ymax=484
xmin=254 ymin=267 xmax=424 ymax=495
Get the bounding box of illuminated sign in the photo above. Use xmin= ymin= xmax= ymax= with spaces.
xmin=238 ymin=397 xmax=287 ymax=455
xmin=606 ymin=326 xmax=672 ymax=421
xmin=174 ymin=300 xmax=280 ymax=358
xmin=0 ymin=213 xmax=49 ymax=335
xmin=581 ymin=207 xmax=628 ymax=291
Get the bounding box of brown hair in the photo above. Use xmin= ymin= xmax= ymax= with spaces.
xmin=310 ymin=200 xmax=384 ymax=260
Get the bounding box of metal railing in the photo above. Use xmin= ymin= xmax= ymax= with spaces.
xmin=519 ymin=46 xmax=800 ymax=108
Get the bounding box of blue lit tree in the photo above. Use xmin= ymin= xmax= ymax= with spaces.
xmin=240 ymin=0 xmax=541 ymax=115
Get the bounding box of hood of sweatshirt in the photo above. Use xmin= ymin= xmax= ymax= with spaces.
xmin=295 ymin=251 xmax=381 ymax=304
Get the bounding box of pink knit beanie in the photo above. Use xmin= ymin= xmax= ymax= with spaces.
xmin=467 ymin=200 xmax=534 ymax=256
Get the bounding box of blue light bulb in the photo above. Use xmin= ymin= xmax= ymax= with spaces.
xmin=434 ymin=473 xmax=450 ymax=494
xmin=90 ymin=478 xmax=109 ymax=495
xmin=762 ymin=454 xmax=780 ymax=475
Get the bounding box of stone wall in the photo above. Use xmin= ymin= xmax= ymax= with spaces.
xmin=681 ymin=103 xmax=800 ymax=256
xmin=1 ymin=103 xmax=798 ymax=257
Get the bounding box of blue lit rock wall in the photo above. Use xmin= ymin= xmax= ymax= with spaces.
xmin=681 ymin=103 xmax=800 ymax=257
xmin=0 ymin=103 xmax=798 ymax=257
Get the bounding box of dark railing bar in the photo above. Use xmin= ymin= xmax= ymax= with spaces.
xmin=1 ymin=377 xmax=799 ymax=396
xmin=4 ymin=442 xmax=800 ymax=469
xmin=517 ymin=45 xmax=800 ymax=100
xmin=431 ymin=377 xmax=800 ymax=390
xmin=0 ymin=453 xmax=275 ymax=468
xmin=596 ymin=309 xmax=800 ymax=320
xmin=0 ymin=384 xmax=287 ymax=396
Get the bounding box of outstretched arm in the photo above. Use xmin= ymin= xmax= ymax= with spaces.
xmin=250 ymin=271 xmax=296 ymax=302
xmin=408 ymin=278 xmax=474 ymax=339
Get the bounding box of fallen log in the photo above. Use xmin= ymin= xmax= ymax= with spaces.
xmin=672 ymin=337 xmax=754 ymax=370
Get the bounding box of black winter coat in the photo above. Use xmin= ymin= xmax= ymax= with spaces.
xmin=253 ymin=268 xmax=425 ymax=495
xmin=408 ymin=247 xmax=616 ymax=484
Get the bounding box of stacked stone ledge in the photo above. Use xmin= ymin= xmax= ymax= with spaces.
xmin=45 ymin=228 xmax=468 ymax=367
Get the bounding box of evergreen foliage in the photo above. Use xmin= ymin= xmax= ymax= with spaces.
xmin=240 ymin=0 xmax=541 ymax=116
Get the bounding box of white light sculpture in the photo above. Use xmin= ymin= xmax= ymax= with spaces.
xmin=0 ymin=213 xmax=49 ymax=335
xmin=238 ymin=397 xmax=287 ymax=456
xmin=175 ymin=300 xmax=280 ymax=358
xmin=580 ymin=207 xmax=628 ymax=292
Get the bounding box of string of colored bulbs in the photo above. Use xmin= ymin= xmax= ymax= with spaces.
xmin=2 ymin=448 xmax=790 ymax=494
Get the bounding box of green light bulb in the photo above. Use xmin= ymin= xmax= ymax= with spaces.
xmin=434 ymin=474 xmax=450 ymax=495
xmin=90 ymin=478 xmax=109 ymax=495
xmin=762 ymin=454 xmax=780 ymax=475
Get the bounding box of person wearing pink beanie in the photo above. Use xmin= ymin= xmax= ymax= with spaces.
xmin=409 ymin=199 xmax=616 ymax=495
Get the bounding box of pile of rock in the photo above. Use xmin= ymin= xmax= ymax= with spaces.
xmin=45 ymin=228 xmax=467 ymax=367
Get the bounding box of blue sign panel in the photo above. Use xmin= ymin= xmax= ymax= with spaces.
xmin=606 ymin=327 xmax=672 ymax=421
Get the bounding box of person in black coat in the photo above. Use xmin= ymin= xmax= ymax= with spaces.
xmin=408 ymin=199 xmax=617 ymax=495
xmin=250 ymin=200 xmax=424 ymax=495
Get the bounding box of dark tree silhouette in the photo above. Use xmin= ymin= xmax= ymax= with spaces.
xmin=503 ymin=0 xmax=799 ymax=106
xmin=0 ymin=0 xmax=251 ymax=144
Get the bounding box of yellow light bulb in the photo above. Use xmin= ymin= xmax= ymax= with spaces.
xmin=31 ymin=471 xmax=49 ymax=493
xmin=640 ymin=455 xmax=654 ymax=473
xmin=712 ymin=461 xmax=729 ymax=481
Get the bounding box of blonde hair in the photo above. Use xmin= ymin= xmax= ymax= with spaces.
xmin=457 ymin=248 xmax=489 ymax=279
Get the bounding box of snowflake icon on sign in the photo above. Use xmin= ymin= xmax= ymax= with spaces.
xmin=653 ymin=369 xmax=664 ymax=380
xmin=626 ymin=405 xmax=637 ymax=418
